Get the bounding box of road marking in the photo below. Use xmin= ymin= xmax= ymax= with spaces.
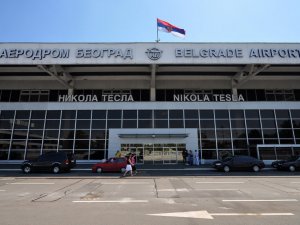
xmin=196 ymin=182 xmax=245 ymax=184
xmin=195 ymin=189 xmax=238 ymax=191
xmin=0 ymin=190 xmax=6 ymax=192
xmin=101 ymin=182 xmax=150 ymax=185
xmin=73 ymin=200 xmax=148 ymax=203
xmin=148 ymin=210 xmax=294 ymax=220
xmin=222 ymin=199 xmax=298 ymax=202
xmin=291 ymin=182 xmax=300 ymax=184
xmin=158 ymin=188 xmax=189 ymax=192
xmin=7 ymin=182 xmax=55 ymax=185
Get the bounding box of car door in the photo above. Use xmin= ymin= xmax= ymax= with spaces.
xmin=33 ymin=154 xmax=50 ymax=171
xmin=232 ymin=156 xmax=244 ymax=170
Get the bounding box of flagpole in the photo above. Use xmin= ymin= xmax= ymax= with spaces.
xmin=156 ymin=18 xmax=159 ymax=42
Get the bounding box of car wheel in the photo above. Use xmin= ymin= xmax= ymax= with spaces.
xmin=223 ymin=165 xmax=230 ymax=172
xmin=120 ymin=168 xmax=126 ymax=173
xmin=52 ymin=165 xmax=60 ymax=174
xmin=289 ymin=165 xmax=296 ymax=172
xmin=23 ymin=165 xmax=31 ymax=174
xmin=252 ymin=165 xmax=260 ymax=172
xmin=96 ymin=167 xmax=102 ymax=173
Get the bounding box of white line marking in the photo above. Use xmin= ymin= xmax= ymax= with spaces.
xmin=7 ymin=182 xmax=55 ymax=185
xmin=158 ymin=188 xmax=189 ymax=192
xmin=73 ymin=200 xmax=148 ymax=203
xmin=196 ymin=182 xmax=245 ymax=184
xmin=291 ymin=182 xmax=300 ymax=184
xmin=0 ymin=190 xmax=6 ymax=192
xmin=0 ymin=169 xmax=20 ymax=171
xmin=101 ymin=182 xmax=150 ymax=185
xmin=210 ymin=213 xmax=294 ymax=216
xmin=223 ymin=199 xmax=298 ymax=202
xmin=196 ymin=189 xmax=238 ymax=191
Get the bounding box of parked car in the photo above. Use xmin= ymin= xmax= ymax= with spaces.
xmin=271 ymin=156 xmax=299 ymax=168
xmin=21 ymin=152 xmax=76 ymax=174
xmin=92 ymin=157 xmax=127 ymax=173
xmin=212 ymin=155 xmax=265 ymax=172
xmin=276 ymin=156 xmax=300 ymax=172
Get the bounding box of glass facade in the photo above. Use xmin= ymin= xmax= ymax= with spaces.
xmin=0 ymin=109 xmax=299 ymax=162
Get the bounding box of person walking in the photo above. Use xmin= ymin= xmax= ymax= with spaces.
xmin=188 ymin=150 xmax=193 ymax=165
xmin=130 ymin=153 xmax=137 ymax=175
xmin=182 ymin=149 xmax=187 ymax=164
xmin=193 ymin=150 xmax=200 ymax=166
xmin=122 ymin=154 xmax=133 ymax=177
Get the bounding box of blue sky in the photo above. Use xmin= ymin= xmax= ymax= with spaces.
xmin=0 ymin=0 xmax=299 ymax=43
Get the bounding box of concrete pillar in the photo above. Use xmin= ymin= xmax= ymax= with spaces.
xmin=150 ymin=64 xmax=156 ymax=101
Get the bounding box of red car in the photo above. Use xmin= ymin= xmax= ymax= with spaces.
xmin=92 ymin=157 xmax=127 ymax=173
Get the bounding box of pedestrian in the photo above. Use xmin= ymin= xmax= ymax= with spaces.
xmin=122 ymin=154 xmax=133 ymax=177
xmin=188 ymin=150 xmax=193 ymax=165
xmin=130 ymin=153 xmax=137 ymax=175
xmin=182 ymin=149 xmax=187 ymax=164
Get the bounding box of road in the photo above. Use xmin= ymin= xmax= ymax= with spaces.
xmin=0 ymin=171 xmax=300 ymax=225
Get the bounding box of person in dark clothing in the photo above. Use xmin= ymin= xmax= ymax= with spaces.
xmin=182 ymin=149 xmax=188 ymax=164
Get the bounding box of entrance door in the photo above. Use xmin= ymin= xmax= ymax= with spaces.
xmin=153 ymin=144 xmax=163 ymax=164
xmin=163 ymin=147 xmax=177 ymax=164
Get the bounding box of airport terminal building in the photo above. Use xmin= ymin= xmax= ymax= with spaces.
xmin=0 ymin=42 xmax=300 ymax=164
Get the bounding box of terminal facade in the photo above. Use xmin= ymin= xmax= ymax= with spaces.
xmin=0 ymin=42 xmax=299 ymax=164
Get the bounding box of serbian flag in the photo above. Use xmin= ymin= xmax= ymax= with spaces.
xmin=157 ymin=18 xmax=186 ymax=38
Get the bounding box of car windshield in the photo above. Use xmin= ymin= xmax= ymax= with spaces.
xmin=287 ymin=156 xmax=299 ymax=161
xmin=223 ymin=157 xmax=233 ymax=162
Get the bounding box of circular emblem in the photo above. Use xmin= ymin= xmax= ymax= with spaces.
xmin=146 ymin=48 xmax=163 ymax=60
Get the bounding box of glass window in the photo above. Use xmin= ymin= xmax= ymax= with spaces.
xmin=60 ymin=130 xmax=74 ymax=139
xmin=26 ymin=139 xmax=42 ymax=150
xmin=261 ymin=119 xmax=276 ymax=129
xmin=231 ymin=129 xmax=246 ymax=138
xmin=11 ymin=140 xmax=26 ymax=150
xmin=169 ymin=120 xmax=184 ymax=128
xmin=90 ymin=140 xmax=106 ymax=149
xmin=278 ymin=129 xmax=293 ymax=139
xmin=248 ymin=129 xmax=262 ymax=138
xmin=0 ymin=141 xmax=10 ymax=149
xmin=74 ymin=150 xmax=89 ymax=160
xmin=62 ymin=110 xmax=76 ymax=119
xmin=91 ymin=130 xmax=106 ymax=139
xmin=15 ymin=111 xmax=30 ymax=119
xmin=245 ymin=110 xmax=259 ymax=119
xmin=92 ymin=110 xmax=106 ymax=119
xmin=232 ymin=139 xmax=247 ymax=149
xmin=29 ymin=120 xmax=45 ymax=129
xmin=293 ymin=119 xmax=300 ymax=128
xmin=60 ymin=120 xmax=75 ymax=129
xmin=184 ymin=110 xmax=199 ymax=119
xmin=154 ymin=120 xmax=168 ymax=128
xmin=231 ymin=120 xmax=245 ymax=129
xmin=154 ymin=110 xmax=168 ymax=119
xmin=138 ymin=110 xmax=152 ymax=119
xmin=230 ymin=110 xmax=244 ymax=119
xmin=216 ymin=130 xmax=231 ymax=139
xmin=90 ymin=150 xmax=106 ymax=160
xmin=91 ymin=120 xmax=106 ymax=129
xmin=246 ymin=120 xmax=261 ymax=128
xmin=215 ymin=120 xmax=230 ymax=129
xmin=123 ymin=110 xmax=137 ymax=119
xmin=260 ymin=110 xmax=274 ymax=119
xmin=107 ymin=110 xmax=122 ymax=119
xmin=58 ymin=139 xmax=74 ymax=149
xmin=215 ymin=110 xmax=229 ymax=119
xmin=201 ymin=139 xmax=216 ymax=149
xmin=263 ymin=129 xmax=278 ymax=139
xmin=76 ymin=130 xmax=90 ymax=139
xmin=202 ymin=150 xmax=217 ymax=160
xmin=28 ymin=130 xmax=43 ymax=139
xmin=43 ymin=139 xmax=58 ymax=149
xmin=0 ymin=150 xmax=9 ymax=160
xmin=44 ymin=130 xmax=59 ymax=139
xmin=0 ymin=120 xmax=14 ymax=129
xmin=45 ymin=120 xmax=60 ymax=129
xmin=75 ymin=140 xmax=89 ymax=150
xmin=200 ymin=110 xmax=214 ymax=119
xmin=169 ymin=110 xmax=183 ymax=119
xmin=123 ymin=120 xmax=137 ymax=128
xmin=217 ymin=140 xmax=232 ymax=149
xmin=0 ymin=131 xmax=12 ymax=139
xmin=31 ymin=111 xmax=46 ymax=119
xmin=14 ymin=120 xmax=29 ymax=129
xmin=185 ymin=120 xmax=199 ymax=128
xmin=9 ymin=150 xmax=25 ymax=160
xmin=25 ymin=150 xmax=42 ymax=160
xmin=76 ymin=120 xmax=90 ymax=129
xmin=138 ymin=120 xmax=152 ymax=128
xmin=291 ymin=110 xmax=300 ymax=119
xmin=277 ymin=119 xmax=292 ymax=129
xmin=12 ymin=131 xmax=27 ymax=139
xmin=275 ymin=110 xmax=290 ymax=119
xmin=200 ymin=120 xmax=215 ymax=129
xmin=201 ymin=130 xmax=215 ymax=139
xmin=77 ymin=110 xmax=91 ymax=119
xmin=46 ymin=110 xmax=61 ymax=119
xmin=107 ymin=120 xmax=121 ymax=128
xmin=0 ymin=110 xmax=15 ymax=119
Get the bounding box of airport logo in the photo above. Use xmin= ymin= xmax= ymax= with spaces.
xmin=146 ymin=48 xmax=163 ymax=60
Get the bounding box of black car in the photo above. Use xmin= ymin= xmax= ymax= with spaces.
xmin=212 ymin=155 xmax=265 ymax=172
xmin=21 ymin=152 xmax=76 ymax=174
xmin=276 ymin=156 xmax=300 ymax=172
xmin=271 ymin=156 xmax=299 ymax=168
